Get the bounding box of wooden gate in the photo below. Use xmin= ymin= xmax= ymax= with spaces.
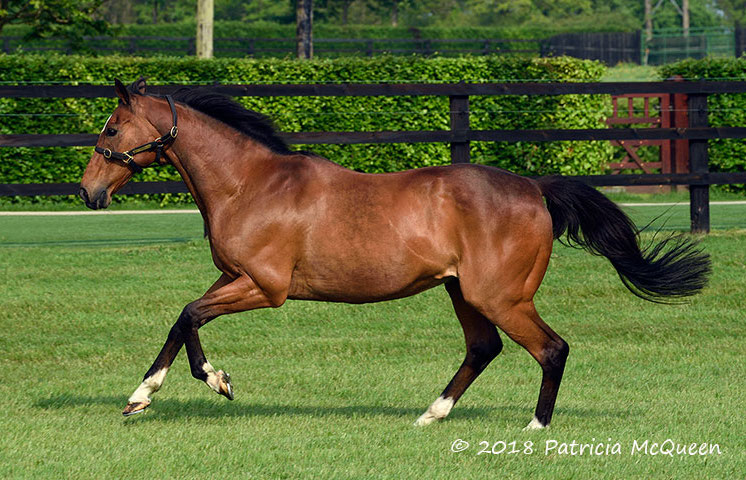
xmin=606 ymin=90 xmax=690 ymax=176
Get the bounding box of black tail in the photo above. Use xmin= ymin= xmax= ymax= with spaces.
xmin=538 ymin=176 xmax=711 ymax=303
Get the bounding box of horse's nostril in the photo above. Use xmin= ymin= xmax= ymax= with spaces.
xmin=79 ymin=187 xmax=89 ymax=204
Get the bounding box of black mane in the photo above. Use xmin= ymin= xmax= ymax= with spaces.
xmin=131 ymin=84 xmax=293 ymax=155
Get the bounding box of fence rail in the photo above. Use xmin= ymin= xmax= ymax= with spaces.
xmin=2 ymin=81 xmax=746 ymax=233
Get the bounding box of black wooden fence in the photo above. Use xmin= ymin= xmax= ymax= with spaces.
xmin=2 ymin=81 xmax=746 ymax=233
xmin=541 ymin=32 xmax=641 ymax=65
xmin=4 ymin=28 xmax=746 ymax=64
xmin=0 ymin=33 xmax=633 ymax=63
xmin=736 ymin=27 xmax=746 ymax=58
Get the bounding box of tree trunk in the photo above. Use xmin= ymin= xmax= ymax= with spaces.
xmin=391 ymin=1 xmax=399 ymax=27
xmin=682 ymin=0 xmax=689 ymax=37
xmin=644 ymin=0 xmax=652 ymax=65
xmin=196 ymin=0 xmax=214 ymax=59
xmin=296 ymin=0 xmax=313 ymax=60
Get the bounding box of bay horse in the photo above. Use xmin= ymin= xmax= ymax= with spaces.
xmin=79 ymin=78 xmax=710 ymax=429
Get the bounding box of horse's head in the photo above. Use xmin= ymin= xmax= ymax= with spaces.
xmin=79 ymin=78 xmax=171 ymax=209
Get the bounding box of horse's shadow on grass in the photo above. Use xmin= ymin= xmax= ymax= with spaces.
xmin=33 ymin=394 xmax=639 ymax=424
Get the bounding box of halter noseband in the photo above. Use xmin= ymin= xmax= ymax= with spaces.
xmin=94 ymin=95 xmax=178 ymax=174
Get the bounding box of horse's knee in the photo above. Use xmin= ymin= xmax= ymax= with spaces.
xmin=176 ymin=303 xmax=199 ymax=331
xmin=466 ymin=333 xmax=503 ymax=372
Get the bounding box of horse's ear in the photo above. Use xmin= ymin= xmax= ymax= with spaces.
xmin=131 ymin=76 xmax=147 ymax=94
xmin=114 ymin=78 xmax=130 ymax=105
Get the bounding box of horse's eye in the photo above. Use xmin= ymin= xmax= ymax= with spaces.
xmin=106 ymin=127 xmax=117 ymax=137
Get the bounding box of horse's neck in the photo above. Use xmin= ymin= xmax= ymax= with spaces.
xmin=166 ymin=110 xmax=262 ymax=216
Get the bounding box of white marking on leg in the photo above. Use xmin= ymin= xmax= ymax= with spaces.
xmin=414 ymin=396 xmax=455 ymax=426
xmin=202 ymin=361 xmax=222 ymax=393
xmin=128 ymin=368 xmax=168 ymax=403
xmin=522 ymin=416 xmax=547 ymax=431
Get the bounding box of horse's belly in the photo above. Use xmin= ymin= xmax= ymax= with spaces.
xmin=287 ymin=252 xmax=456 ymax=303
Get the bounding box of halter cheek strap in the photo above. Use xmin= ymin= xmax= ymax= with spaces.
xmin=95 ymin=95 xmax=178 ymax=174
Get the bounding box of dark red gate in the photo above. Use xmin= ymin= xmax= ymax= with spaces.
xmin=606 ymin=85 xmax=690 ymax=177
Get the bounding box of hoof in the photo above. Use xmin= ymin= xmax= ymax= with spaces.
xmin=414 ymin=414 xmax=437 ymax=427
xmin=122 ymin=400 xmax=150 ymax=417
xmin=217 ymin=370 xmax=234 ymax=401
xmin=522 ymin=416 xmax=547 ymax=431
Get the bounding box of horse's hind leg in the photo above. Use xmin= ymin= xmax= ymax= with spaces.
xmin=415 ymin=279 xmax=503 ymax=426
xmin=459 ymin=215 xmax=567 ymax=429
xmin=490 ymin=301 xmax=568 ymax=429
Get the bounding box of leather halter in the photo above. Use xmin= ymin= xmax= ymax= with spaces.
xmin=94 ymin=95 xmax=178 ymax=174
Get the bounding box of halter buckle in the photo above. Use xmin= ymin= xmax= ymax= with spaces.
xmin=170 ymin=126 xmax=178 ymax=138
xmin=102 ymin=148 xmax=112 ymax=159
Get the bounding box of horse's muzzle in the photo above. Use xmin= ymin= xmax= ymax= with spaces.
xmin=79 ymin=186 xmax=110 ymax=210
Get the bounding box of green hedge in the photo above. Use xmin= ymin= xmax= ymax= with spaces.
xmin=1 ymin=21 xmax=625 ymax=42
xmin=659 ymin=58 xmax=746 ymax=193
xmin=0 ymin=54 xmax=612 ymax=205
xmin=2 ymin=22 xmax=546 ymax=59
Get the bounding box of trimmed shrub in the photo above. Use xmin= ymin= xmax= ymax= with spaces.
xmin=0 ymin=54 xmax=612 ymax=205
xmin=1 ymin=21 xmax=626 ymax=42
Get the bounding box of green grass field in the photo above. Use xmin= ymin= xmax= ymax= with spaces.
xmin=0 ymin=208 xmax=744 ymax=479
xmin=601 ymin=63 xmax=659 ymax=82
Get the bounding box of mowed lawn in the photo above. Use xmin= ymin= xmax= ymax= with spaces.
xmin=0 ymin=210 xmax=743 ymax=479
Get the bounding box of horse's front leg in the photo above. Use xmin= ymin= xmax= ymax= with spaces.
xmin=123 ymin=273 xmax=276 ymax=416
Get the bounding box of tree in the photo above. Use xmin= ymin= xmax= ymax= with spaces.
xmin=0 ymin=0 xmax=109 ymax=40
xmin=716 ymin=0 xmax=746 ymax=29
xmin=196 ymin=0 xmax=213 ymax=58
xmin=372 ymin=0 xmax=413 ymax=27
xmin=463 ymin=0 xmax=534 ymax=27
xmin=297 ymin=0 xmax=313 ymax=59
xmin=317 ymin=0 xmax=355 ymax=25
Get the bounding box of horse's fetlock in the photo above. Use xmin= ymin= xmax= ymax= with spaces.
xmin=190 ymin=364 xmax=208 ymax=381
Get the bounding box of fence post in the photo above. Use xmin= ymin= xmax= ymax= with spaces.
xmin=668 ymin=76 xmax=689 ymax=189
xmin=688 ymin=93 xmax=709 ymax=234
xmin=450 ymin=95 xmax=470 ymax=164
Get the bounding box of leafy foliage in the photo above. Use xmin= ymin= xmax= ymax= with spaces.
xmin=0 ymin=19 xmax=629 ymax=43
xmin=0 ymin=54 xmax=611 ymax=205
xmin=659 ymin=57 xmax=746 ymax=193
xmin=715 ymin=0 xmax=746 ymax=28
xmin=0 ymin=0 xmax=111 ymax=52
